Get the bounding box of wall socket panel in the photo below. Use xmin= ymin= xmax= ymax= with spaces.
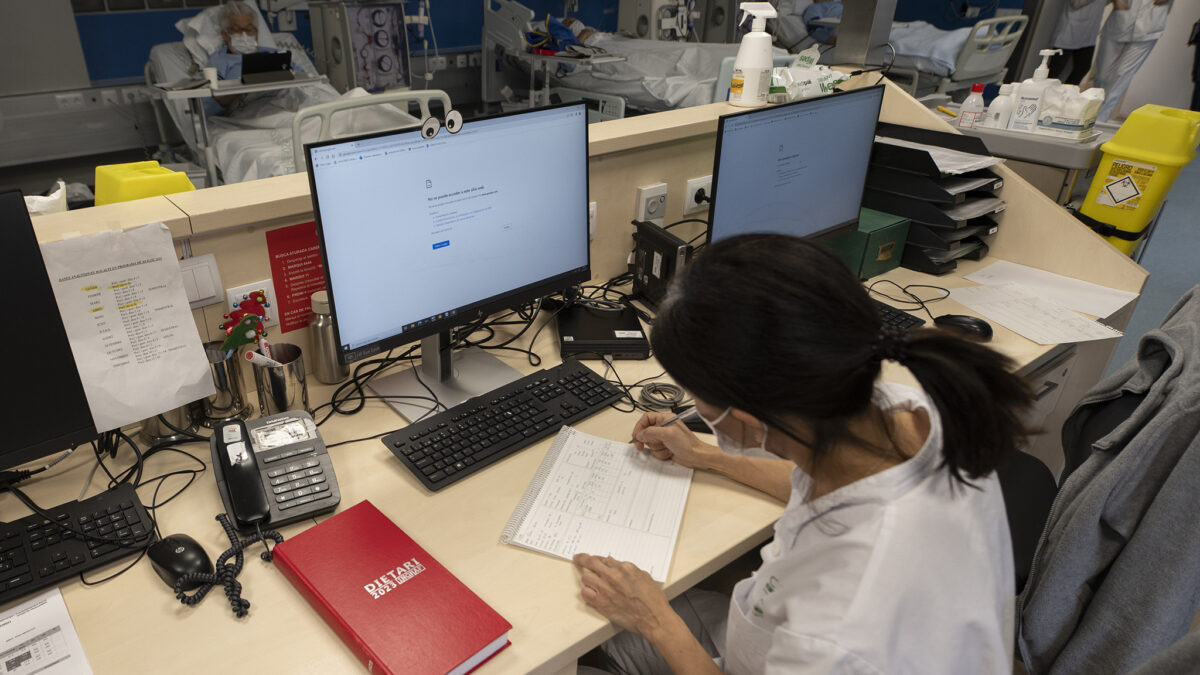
xmin=684 ymin=175 xmax=712 ymax=215
xmin=226 ymin=279 xmax=279 ymax=329
xmin=635 ymin=183 xmax=668 ymax=226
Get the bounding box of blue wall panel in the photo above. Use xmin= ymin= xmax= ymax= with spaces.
xmin=76 ymin=10 xmax=194 ymax=83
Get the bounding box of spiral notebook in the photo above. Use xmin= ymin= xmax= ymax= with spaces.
xmin=500 ymin=426 xmax=693 ymax=581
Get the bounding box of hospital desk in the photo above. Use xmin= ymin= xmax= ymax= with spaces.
xmin=1 ymin=261 xmax=1059 ymax=675
xmin=151 ymin=74 xmax=328 ymax=187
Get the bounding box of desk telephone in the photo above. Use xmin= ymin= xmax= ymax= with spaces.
xmin=210 ymin=411 xmax=340 ymax=530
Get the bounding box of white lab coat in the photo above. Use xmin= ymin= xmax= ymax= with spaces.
xmin=1101 ymin=0 xmax=1170 ymax=43
xmin=1051 ymin=0 xmax=1107 ymax=50
xmin=722 ymin=384 xmax=1015 ymax=674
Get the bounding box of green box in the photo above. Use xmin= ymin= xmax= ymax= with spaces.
xmin=824 ymin=208 xmax=910 ymax=280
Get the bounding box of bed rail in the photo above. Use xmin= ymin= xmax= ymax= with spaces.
xmin=291 ymin=89 xmax=452 ymax=168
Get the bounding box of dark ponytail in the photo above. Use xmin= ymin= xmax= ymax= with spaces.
xmin=652 ymin=233 xmax=1032 ymax=485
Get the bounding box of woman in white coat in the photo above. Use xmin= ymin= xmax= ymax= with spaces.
xmin=1050 ymin=0 xmax=1107 ymax=85
xmin=1095 ymin=0 xmax=1173 ymax=121
xmin=573 ymin=234 xmax=1033 ymax=674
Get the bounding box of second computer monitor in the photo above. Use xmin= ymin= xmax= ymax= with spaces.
xmin=708 ymin=85 xmax=885 ymax=243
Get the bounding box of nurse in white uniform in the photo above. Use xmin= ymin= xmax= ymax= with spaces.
xmin=573 ymin=234 xmax=1031 ymax=674
xmin=1095 ymin=0 xmax=1173 ymax=121
xmin=1049 ymin=0 xmax=1107 ymax=85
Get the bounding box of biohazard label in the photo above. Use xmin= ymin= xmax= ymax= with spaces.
xmin=1096 ymin=159 xmax=1156 ymax=210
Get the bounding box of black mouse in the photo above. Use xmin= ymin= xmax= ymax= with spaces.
xmin=934 ymin=314 xmax=993 ymax=340
xmin=148 ymin=534 xmax=214 ymax=591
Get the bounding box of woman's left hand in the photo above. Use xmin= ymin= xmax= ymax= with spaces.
xmin=574 ymin=554 xmax=673 ymax=637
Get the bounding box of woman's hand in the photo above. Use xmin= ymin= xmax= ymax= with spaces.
xmin=631 ymin=412 xmax=720 ymax=470
xmin=574 ymin=554 xmax=674 ymax=636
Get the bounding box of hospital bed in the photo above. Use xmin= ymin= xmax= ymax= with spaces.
xmin=146 ymin=32 xmax=446 ymax=185
xmin=484 ymin=0 xmax=761 ymax=115
xmin=883 ymin=16 xmax=1028 ymax=99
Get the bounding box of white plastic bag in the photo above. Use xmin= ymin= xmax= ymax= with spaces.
xmin=23 ymin=180 xmax=67 ymax=216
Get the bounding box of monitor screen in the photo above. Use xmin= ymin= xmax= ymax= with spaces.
xmin=0 ymin=191 xmax=97 ymax=468
xmin=708 ymin=86 xmax=885 ymax=243
xmin=307 ymin=103 xmax=591 ymax=363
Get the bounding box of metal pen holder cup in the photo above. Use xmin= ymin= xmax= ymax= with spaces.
xmin=251 ymin=343 xmax=310 ymax=416
xmin=201 ymin=341 xmax=250 ymax=426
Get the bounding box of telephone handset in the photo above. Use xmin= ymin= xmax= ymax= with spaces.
xmin=213 ymin=421 xmax=271 ymax=527
xmin=210 ymin=411 xmax=340 ymax=532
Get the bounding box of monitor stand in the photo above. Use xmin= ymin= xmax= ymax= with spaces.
xmin=367 ymin=331 xmax=524 ymax=423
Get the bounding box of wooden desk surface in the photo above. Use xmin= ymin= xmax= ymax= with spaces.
xmin=0 ymin=264 xmax=1053 ymax=674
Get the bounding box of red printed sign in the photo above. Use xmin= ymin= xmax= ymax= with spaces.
xmin=266 ymin=221 xmax=327 ymax=334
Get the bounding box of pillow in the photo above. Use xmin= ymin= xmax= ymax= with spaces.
xmin=175 ymin=4 xmax=277 ymax=66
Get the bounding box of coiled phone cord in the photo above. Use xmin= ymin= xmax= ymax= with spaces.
xmin=174 ymin=514 xmax=283 ymax=618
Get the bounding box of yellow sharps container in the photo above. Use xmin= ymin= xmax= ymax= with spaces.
xmin=94 ymin=161 xmax=195 ymax=206
xmin=1080 ymin=104 xmax=1200 ymax=256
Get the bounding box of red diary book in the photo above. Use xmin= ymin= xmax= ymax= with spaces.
xmin=273 ymin=500 xmax=511 ymax=675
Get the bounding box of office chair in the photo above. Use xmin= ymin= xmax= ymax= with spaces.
xmin=996 ymin=449 xmax=1057 ymax=594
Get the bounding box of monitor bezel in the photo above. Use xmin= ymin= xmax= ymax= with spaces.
xmin=706 ymin=85 xmax=886 ymax=246
xmin=304 ymin=102 xmax=592 ymax=364
xmin=0 ymin=190 xmax=98 ymax=469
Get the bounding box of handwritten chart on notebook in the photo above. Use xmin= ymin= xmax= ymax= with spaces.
xmin=501 ymin=427 xmax=693 ymax=581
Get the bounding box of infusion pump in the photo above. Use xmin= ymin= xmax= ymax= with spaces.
xmin=618 ymin=0 xmax=700 ymax=41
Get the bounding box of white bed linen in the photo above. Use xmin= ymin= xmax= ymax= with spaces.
xmin=149 ymin=35 xmax=416 ymax=184
xmin=554 ymin=35 xmax=744 ymax=111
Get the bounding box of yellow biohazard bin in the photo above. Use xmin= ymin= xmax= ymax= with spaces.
xmin=94 ymin=161 xmax=195 ymax=206
xmin=1080 ymin=104 xmax=1200 ymax=256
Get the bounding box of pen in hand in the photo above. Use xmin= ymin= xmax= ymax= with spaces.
xmin=629 ymin=407 xmax=696 ymax=444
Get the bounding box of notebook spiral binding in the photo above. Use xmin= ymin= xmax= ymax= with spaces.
xmin=499 ymin=427 xmax=577 ymax=544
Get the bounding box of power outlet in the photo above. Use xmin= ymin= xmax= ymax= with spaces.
xmin=100 ymin=89 xmax=120 ymax=106
xmin=455 ymin=54 xmax=468 ymax=68
xmin=429 ymin=55 xmax=448 ymax=71
xmin=468 ymin=52 xmax=482 ymax=67
xmin=54 ymin=93 xmax=85 ymax=110
xmin=226 ymin=279 xmax=279 ymax=329
xmin=635 ymin=182 xmax=668 ymax=226
xmin=684 ymin=175 xmax=712 ymax=215
xmin=588 ymin=201 xmax=597 ymax=240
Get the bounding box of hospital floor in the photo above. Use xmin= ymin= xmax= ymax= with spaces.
xmin=1103 ymin=159 xmax=1200 ymax=376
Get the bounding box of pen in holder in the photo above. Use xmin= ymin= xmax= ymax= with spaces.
xmin=250 ymin=342 xmax=309 ymax=416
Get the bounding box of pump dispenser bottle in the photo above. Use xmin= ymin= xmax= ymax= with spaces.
xmin=1010 ymin=49 xmax=1061 ymax=132
xmin=729 ymin=2 xmax=777 ymax=107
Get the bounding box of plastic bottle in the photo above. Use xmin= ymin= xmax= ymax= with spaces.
xmin=1010 ymin=49 xmax=1061 ymax=133
xmin=310 ymin=290 xmax=348 ymax=383
xmin=957 ymin=83 xmax=987 ymax=129
xmin=729 ymin=2 xmax=778 ymax=107
xmin=986 ymin=83 xmax=1017 ymax=130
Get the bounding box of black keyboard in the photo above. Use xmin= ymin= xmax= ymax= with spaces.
xmin=384 ymin=358 xmax=624 ymax=491
xmin=875 ymin=299 xmax=926 ymax=331
xmin=0 ymin=483 xmax=155 ymax=605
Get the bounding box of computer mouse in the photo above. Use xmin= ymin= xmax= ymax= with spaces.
xmin=148 ymin=534 xmax=214 ymax=591
xmin=934 ymin=314 xmax=993 ymax=341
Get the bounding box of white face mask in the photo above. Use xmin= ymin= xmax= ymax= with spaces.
xmin=699 ymin=407 xmax=769 ymax=456
xmin=230 ymin=33 xmax=258 ymax=55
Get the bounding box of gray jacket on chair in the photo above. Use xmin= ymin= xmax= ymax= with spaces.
xmin=1017 ymin=285 xmax=1200 ymax=674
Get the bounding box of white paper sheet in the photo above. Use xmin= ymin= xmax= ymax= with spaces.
xmin=40 ymin=223 xmax=215 ymax=432
xmin=0 ymin=588 xmax=92 ymax=675
xmin=501 ymin=427 xmax=693 ymax=582
xmin=874 ymin=136 xmax=1004 ymax=175
xmin=964 ymin=260 xmax=1138 ymax=318
xmin=951 ymin=283 xmax=1124 ymax=345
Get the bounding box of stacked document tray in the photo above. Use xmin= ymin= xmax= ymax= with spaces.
xmin=866 ymin=123 xmax=1006 ymax=275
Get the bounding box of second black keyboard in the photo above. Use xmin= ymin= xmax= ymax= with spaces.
xmin=383 ymin=359 xmax=624 ymax=491
xmin=874 ymin=299 xmax=926 ymax=331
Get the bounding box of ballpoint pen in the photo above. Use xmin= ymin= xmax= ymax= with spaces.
xmin=629 ymin=407 xmax=697 ymax=444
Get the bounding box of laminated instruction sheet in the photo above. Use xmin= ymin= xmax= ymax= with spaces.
xmin=40 ymin=223 xmax=214 ymax=431
xmin=501 ymin=426 xmax=693 ymax=582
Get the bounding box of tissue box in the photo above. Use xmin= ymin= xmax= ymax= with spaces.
xmin=1035 ymin=114 xmax=1099 ymax=141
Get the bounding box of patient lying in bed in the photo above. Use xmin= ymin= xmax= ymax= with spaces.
xmin=203 ymin=2 xmax=307 ymax=117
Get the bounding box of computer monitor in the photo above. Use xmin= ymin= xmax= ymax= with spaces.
xmin=707 ymin=85 xmax=885 ymax=244
xmin=0 ymin=190 xmax=97 ymax=468
xmin=306 ymin=103 xmax=591 ymax=421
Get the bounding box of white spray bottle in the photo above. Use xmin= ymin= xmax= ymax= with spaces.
xmin=1010 ymin=49 xmax=1061 ymax=133
xmin=729 ymin=2 xmax=777 ymax=107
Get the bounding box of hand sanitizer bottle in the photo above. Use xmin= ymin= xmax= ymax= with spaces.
xmin=1010 ymin=49 xmax=1061 ymax=133
xmin=729 ymin=3 xmax=778 ymax=107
